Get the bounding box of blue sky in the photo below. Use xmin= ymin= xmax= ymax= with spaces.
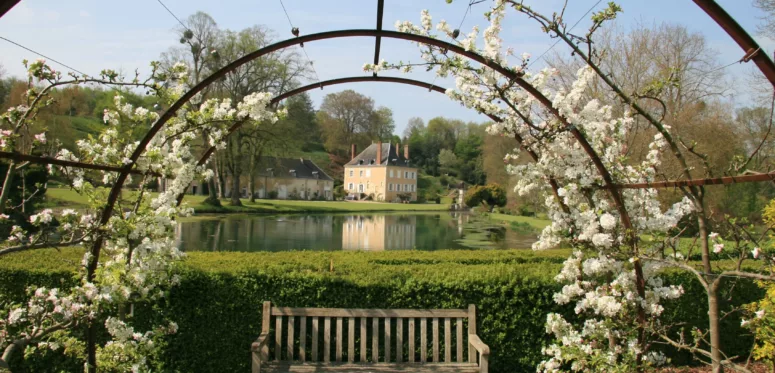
xmin=0 ymin=0 xmax=772 ymax=135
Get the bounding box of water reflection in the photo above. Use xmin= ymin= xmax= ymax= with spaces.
xmin=176 ymin=212 xmax=537 ymax=252
xmin=342 ymin=215 xmax=417 ymax=250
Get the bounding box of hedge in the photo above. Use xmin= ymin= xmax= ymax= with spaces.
xmin=0 ymin=248 xmax=764 ymax=372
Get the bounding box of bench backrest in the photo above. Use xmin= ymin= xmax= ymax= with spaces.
xmin=259 ymin=301 xmax=478 ymax=364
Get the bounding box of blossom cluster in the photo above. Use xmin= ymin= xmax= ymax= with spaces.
xmin=382 ymin=5 xmax=695 ymax=371
xmin=0 ymin=59 xmax=281 ymax=370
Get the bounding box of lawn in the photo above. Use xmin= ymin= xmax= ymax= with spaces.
xmin=487 ymin=212 xmax=551 ymax=229
xmin=44 ymin=187 xmax=451 ymax=214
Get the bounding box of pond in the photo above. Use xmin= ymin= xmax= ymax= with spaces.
xmin=176 ymin=212 xmax=538 ymax=251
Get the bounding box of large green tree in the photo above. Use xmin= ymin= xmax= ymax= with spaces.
xmin=317 ymin=90 xmax=395 ymax=157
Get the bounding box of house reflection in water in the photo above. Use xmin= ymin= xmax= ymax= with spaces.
xmin=342 ymin=215 xmax=417 ymax=251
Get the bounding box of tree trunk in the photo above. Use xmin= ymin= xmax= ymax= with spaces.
xmin=697 ymin=193 xmax=723 ymax=373
xmin=249 ymin=172 xmax=256 ymax=203
xmin=708 ymin=286 xmax=723 ymax=373
xmin=0 ymin=163 xmax=16 ymax=214
xmin=216 ymin=157 xmax=226 ymax=199
xmin=230 ymin=171 xmax=242 ymax=206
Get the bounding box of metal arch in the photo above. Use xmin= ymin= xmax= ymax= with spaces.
xmin=105 ymin=28 xmax=631 ymax=247
xmin=176 ymin=76 xmax=502 ymax=205
xmin=190 ymin=76 xmax=494 ymax=176
xmin=693 ymin=0 xmax=775 ymax=87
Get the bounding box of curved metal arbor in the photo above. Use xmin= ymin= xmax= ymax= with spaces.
xmin=0 ymin=0 xmax=774 ymax=369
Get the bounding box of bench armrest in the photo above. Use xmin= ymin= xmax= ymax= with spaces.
xmin=469 ymin=334 xmax=490 ymax=356
xmin=251 ymin=332 xmax=270 ymax=352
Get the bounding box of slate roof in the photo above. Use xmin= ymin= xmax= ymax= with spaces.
xmin=256 ymin=157 xmax=333 ymax=181
xmin=345 ymin=143 xmax=413 ymax=167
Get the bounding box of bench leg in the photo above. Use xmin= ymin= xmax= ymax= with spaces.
xmin=252 ymin=351 xmax=261 ymax=373
xmin=480 ymin=354 xmax=488 ymax=373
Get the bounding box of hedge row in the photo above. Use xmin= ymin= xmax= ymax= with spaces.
xmin=0 ymin=248 xmax=764 ymax=372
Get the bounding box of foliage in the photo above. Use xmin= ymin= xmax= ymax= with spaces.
xmin=0 ymin=248 xmax=764 ymax=373
xmin=317 ymin=90 xmax=395 ymax=158
xmin=465 ymin=184 xmax=507 ymax=211
xmin=0 ymin=56 xmax=281 ymax=371
xmin=742 ymin=281 xmax=775 ymax=370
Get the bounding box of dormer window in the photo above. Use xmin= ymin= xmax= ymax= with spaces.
xmin=391 ymin=158 xmax=397 ymax=165
xmin=266 ymin=168 xmax=274 ymax=177
xmin=369 ymin=159 xmax=375 ymax=165
xmin=312 ymin=171 xmax=319 ymax=179
xmin=289 ymin=169 xmax=296 ymax=177
xmin=358 ymin=159 xmax=364 ymax=165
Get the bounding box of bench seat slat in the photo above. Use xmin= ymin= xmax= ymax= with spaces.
xmin=261 ymin=362 xmax=480 ymax=373
xmin=272 ymin=308 xmax=467 ymax=318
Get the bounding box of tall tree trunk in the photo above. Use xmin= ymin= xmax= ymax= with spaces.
xmin=249 ymin=172 xmax=256 ymax=203
xmin=216 ymin=156 xmax=226 ymax=199
xmin=202 ymin=135 xmax=220 ymax=206
xmin=230 ymin=170 xmax=242 ymax=206
xmin=248 ymin=154 xmax=256 ymax=203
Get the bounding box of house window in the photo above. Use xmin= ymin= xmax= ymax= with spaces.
xmin=348 ymin=183 xmax=353 ymax=190
xmin=411 ymin=172 xmax=415 ymax=179
xmin=405 ymin=172 xmax=408 ymax=178
xmin=349 ymin=170 xmax=353 ymax=177
xmin=389 ymin=170 xmax=394 ymax=177
xmin=405 ymin=184 xmax=409 ymax=192
xmin=366 ymin=170 xmax=371 ymax=177
xmin=359 ymin=170 xmax=363 ymax=177
xmin=389 ymin=183 xmax=393 ymax=191
xmin=359 ymin=184 xmax=364 ymax=193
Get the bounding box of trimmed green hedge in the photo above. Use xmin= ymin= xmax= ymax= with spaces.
xmin=0 ymin=249 xmax=764 ymax=372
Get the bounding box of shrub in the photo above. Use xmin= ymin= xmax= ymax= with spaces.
xmin=267 ymin=190 xmax=278 ymax=199
xmin=0 ymin=249 xmax=763 ymax=372
xmin=465 ymin=184 xmax=507 ymax=212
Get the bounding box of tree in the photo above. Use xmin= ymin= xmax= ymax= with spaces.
xmin=209 ymin=24 xmax=306 ymax=206
xmin=755 ymin=0 xmax=775 ymax=40
xmin=284 ymin=93 xmax=319 ymax=151
xmin=438 ymin=148 xmax=459 ymax=176
xmin=464 ymin=184 xmax=506 ymax=212
xmin=317 ymin=90 xmax=392 ymax=157
xmin=368 ymin=107 xmax=395 ymax=141
xmin=403 ymin=117 xmax=425 ymax=140
xmin=161 ymin=11 xmax=223 ymax=205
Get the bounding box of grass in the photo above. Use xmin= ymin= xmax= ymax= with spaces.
xmin=43 ymin=187 xmax=451 ymax=214
xmin=487 ymin=213 xmax=551 ymax=229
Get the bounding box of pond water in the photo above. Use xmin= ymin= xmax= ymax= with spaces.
xmin=176 ymin=212 xmax=538 ymax=251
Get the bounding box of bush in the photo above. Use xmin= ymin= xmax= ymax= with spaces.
xmin=0 ymin=249 xmax=764 ymax=372
xmin=267 ymin=190 xmax=278 ymax=199
xmin=464 ymin=184 xmax=507 ymax=212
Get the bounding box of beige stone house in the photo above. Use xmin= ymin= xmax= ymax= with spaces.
xmin=343 ymin=142 xmax=418 ymax=202
xmin=187 ymin=157 xmax=334 ymax=200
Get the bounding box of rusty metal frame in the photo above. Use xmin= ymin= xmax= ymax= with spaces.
xmin=0 ymin=1 xmax=773 ymax=368
xmin=0 ymin=0 xmax=19 ymax=18
xmin=693 ymin=0 xmax=775 ymax=87
xmin=372 ymin=0 xmax=385 ymax=77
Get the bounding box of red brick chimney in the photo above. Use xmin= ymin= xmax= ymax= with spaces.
xmin=376 ymin=142 xmax=382 ymax=165
xmin=350 ymin=144 xmax=357 ymax=160
xmin=404 ymin=144 xmax=409 ymax=160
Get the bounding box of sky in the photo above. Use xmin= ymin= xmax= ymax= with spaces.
xmin=0 ymin=0 xmax=773 ymax=136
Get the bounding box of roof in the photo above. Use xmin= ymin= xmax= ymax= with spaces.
xmin=256 ymin=157 xmax=333 ymax=181
xmin=345 ymin=143 xmax=413 ymax=167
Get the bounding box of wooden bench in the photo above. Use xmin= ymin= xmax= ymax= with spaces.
xmin=251 ymin=302 xmax=490 ymax=372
